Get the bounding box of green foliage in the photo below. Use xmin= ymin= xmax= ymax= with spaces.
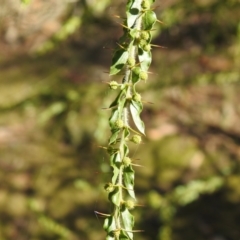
xmin=36 ymin=16 xmax=81 ymax=54
xmin=101 ymin=0 xmax=160 ymax=239
xmin=21 ymin=0 xmax=31 ymax=5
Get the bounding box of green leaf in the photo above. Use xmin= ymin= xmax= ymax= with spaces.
xmin=142 ymin=10 xmax=157 ymax=30
xmin=124 ymin=143 xmax=129 ymax=157
xmin=131 ymin=99 xmax=143 ymax=112
xmin=132 ymin=70 xmax=141 ymax=85
xmin=106 ymin=235 xmax=115 ymax=240
xmin=118 ymin=96 xmax=127 ymax=114
xmin=138 ymin=48 xmax=152 ymax=72
xmin=110 ymin=152 xmax=121 ymax=165
xmin=109 ymin=109 xmax=119 ymax=129
xmin=110 ymin=49 xmax=129 ymax=75
xmin=109 ymin=129 xmax=120 ymax=145
xmin=112 ymin=165 xmax=120 ymax=185
xmin=123 ymin=166 xmax=135 ymax=199
xmin=109 ymin=89 xmax=126 ymax=108
xmin=126 ymin=0 xmax=142 ymax=28
xmin=109 ymin=189 xmax=121 ymax=206
xmin=121 ymin=208 xmax=134 ymax=239
xmin=103 ymin=216 xmax=116 ymax=234
xmin=119 ymin=231 xmax=131 ymax=240
xmin=124 ymin=128 xmax=130 ymax=139
xmin=129 ymin=101 xmax=145 ymax=135
xmin=126 ymin=0 xmax=134 ymax=11
xmin=129 ymin=29 xmax=139 ymax=39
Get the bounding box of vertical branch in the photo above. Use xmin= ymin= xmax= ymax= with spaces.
xmin=101 ymin=0 xmax=159 ymax=239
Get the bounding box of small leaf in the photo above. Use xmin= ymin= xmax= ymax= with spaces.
xmin=129 ymin=101 xmax=145 ymax=135
xmin=110 ymin=49 xmax=129 ymax=75
xmin=126 ymin=0 xmax=142 ymax=27
xmin=109 ymin=109 xmax=119 ymax=128
xmin=142 ymin=10 xmax=157 ymax=30
xmin=129 ymin=29 xmax=139 ymax=39
xmin=124 ymin=128 xmax=130 ymax=139
xmin=123 ymin=166 xmax=135 ymax=199
xmin=119 ymin=231 xmax=131 ymax=240
xmin=106 ymin=235 xmax=115 ymax=240
xmin=124 ymin=143 xmax=129 ymax=157
xmin=121 ymin=208 xmax=134 ymax=239
xmin=109 ymin=189 xmax=121 ymax=206
xmin=131 ymin=99 xmax=143 ymax=112
xmin=132 ymin=69 xmax=141 ymax=85
xmin=110 ymin=152 xmax=121 ymax=165
xmin=138 ymin=48 xmax=152 ymax=72
xmin=109 ymin=89 xmax=126 ymax=108
xmin=109 ymin=129 xmax=120 ymax=145
xmin=103 ymin=216 xmax=116 ymax=234
xmin=112 ymin=165 xmax=120 ymax=185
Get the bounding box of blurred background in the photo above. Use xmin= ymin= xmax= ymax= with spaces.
xmin=0 ymin=0 xmax=240 ymax=239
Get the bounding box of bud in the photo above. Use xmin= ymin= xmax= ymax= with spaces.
xmin=140 ymin=31 xmax=150 ymax=41
xmin=143 ymin=44 xmax=151 ymax=52
xmin=141 ymin=0 xmax=150 ymax=10
xmin=127 ymin=57 xmax=136 ymax=68
xmin=139 ymin=71 xmax=148 ymax=81
xmin=133 ymin=93 xmax=141 ymax=102
xmin=139 ymin=39 xmax=147 ymax=48
xmin=104 ymin=183 xmax=115 ymax=193
xmin=109 ymin=81 xmax=118 ymax=90
xmin=123 ymin=157 xmax=131 ymax=167
xmin=114 ymin=119 xmax=124 ymax=129
xmin=131 ymin=135 xmax=142 ymax=144
xmin=125 ymin=200 xmax=135 ymax=209
xmin=133 ymin=67 xmax=141 ymax=76
xmin=113 ymin=229 xmax=121 ymax=238
xmin=107 ymin=147 xmax=117 ymax=155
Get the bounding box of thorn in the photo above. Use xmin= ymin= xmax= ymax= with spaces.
xmin=118 ymin=23 xmax=129 ymax=29
xmin=131 ymin=163 xmax=144 ymax=167
xmin=98 ymin=145 xmax=108 ymax=149
xmin=156 ymin=19 xmax=164 ymax=24
xmin=151 ymin=44 xmax=167 ymax=49
xmin=112 ymin=14 xmax=121 ymax=19
xmin=135 ymin=203 xmax=145 ymax=207
xmin=122 ymin=228 xmax=145 ymax=233
xmin=101 ymin=106 xmax=117 ymax=110
xmin=142 ymin=100 xmax=154 ymax=104
xmin=116 ymin=42 xmax=126 ymax=50
xmin=103 ymin=46 xmax=114 ymax=51
xmin=94 ymin=211 xmax=111 ymax=217
xmin=101 ymin=81 xmax=109 ymax=84
xmin=129 ymin=127 xmax=144 ymax=136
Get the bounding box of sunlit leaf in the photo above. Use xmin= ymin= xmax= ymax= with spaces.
xmin=119 ymin=231 xmax=131 ymax=240
xmin=110 ymin=49 xmax=129 ymax=75
xmin=138 ymin=48 xmax=152 ymax=72
xmin=110 ymin=152 xmax=121 ymax=165
xmin=142 ymin=10 xmax=157 ymax=30
xmin=129 ymin=101 xmax=145 ymax=135
xmin=112 ymin=165 xmax=120 ymax=185
xmin=109 ymin=109 xmax=119 ymax=129
xmin=109 ymin=189 xmax=121 ymax=206
xmin=123 ymin=166 xmax=135 ymax=199
xmin=121 ymin=208 xmax=134 ymax=239
xmin=104 ymin=216 xmax=116 ymax=233
xmin=109 ymin=129 xmax=120 ymax=144
xmin=126 ymin=0 xmax=142 ymax=27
